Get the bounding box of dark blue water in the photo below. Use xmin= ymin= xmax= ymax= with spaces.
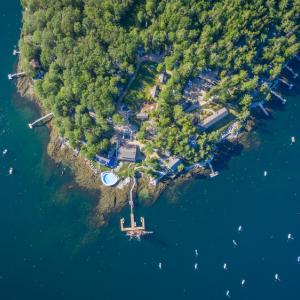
xmin=1 ymin=2 xmax=300 ymax=299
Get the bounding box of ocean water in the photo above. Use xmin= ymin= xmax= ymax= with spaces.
xmin=1 ymin=1 xmax=300 ymax=300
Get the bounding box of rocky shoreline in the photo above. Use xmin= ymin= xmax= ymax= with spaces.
xmin=15 ymin=59 xmax=256 ymax=229
xmin=15 ymin=71 xmax=178 ymax=227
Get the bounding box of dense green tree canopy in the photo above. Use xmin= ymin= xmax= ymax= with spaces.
xmin=20 ymin=0 xmax=299 ymax=161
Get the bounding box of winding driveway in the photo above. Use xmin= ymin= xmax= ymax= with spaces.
xmin=116 ymin=53 xmax=164 ymax=109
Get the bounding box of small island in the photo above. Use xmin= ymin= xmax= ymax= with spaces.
xmin=15 ymin=0 xmax=299 ymax=226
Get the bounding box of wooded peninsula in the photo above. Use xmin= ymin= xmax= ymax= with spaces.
xmin=18 ymin=0 xmax=299 ymax=193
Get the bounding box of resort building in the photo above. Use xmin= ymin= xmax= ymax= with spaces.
xmin=159 ymin=72 xmax=168 ymax=84
xmin=95 ymin=154 xmax=116 ymax=168
xmin=136 ymin=112 xmax=149 ymax=121
xmin=117 ymin=145 xmax=138 ymax=162
xmin=150 ymin=85 xmax=159 ymax=98
xmin=200 ymin=107 xmax=228 ymax=129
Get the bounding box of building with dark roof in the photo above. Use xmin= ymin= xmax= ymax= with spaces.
xmin=117 ymin=145 xmax=138 ymax=162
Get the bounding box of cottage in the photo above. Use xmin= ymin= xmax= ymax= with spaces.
xmin=136 ymin=112 xmax=149 ymax=121
xmin=150 ymin=85 xmax=159 ymax=98
xmin=159 ymin=72 xmax=168 ymax=84
xmin=95 ymin=154 xmax=109 ymax=165
xmin=117 ymin=145 xmax=138 ymax=162
xmin=200 ymin=107 xmax=228 ymax=129
xmin=164 ymin=157 xmax=182 ymax=173
xmin=95 ymin=154 xmax=116 ymax=168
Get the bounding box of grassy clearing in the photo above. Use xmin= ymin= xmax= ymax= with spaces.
xmin=124 ymin=61 xmax=158 ymax=110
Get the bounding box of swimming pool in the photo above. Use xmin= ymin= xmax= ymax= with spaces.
xmin=101 ymin=171 xmax=119 ymax=186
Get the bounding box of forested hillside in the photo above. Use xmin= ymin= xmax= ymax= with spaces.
xmin=20 ymin=0 xmax=299 ymax=162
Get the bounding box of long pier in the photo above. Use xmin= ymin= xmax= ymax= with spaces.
xmin=28 ymin=112 xmax=54 ymax=129
xmin=258 ymin=102 xmax=269 ymax=116
xmin=8 ymin=72 xmax=26 ymax=80
xmin=208 ymin=161 xmax=219 ymax=178
xmin=120 ymin=177 xmax=152 ymax=239
xmin=279 ymin=77 xmax=293 ymax=90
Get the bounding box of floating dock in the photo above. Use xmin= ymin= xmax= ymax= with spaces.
xmin=12 ymin=49 xmax=20 ymax=56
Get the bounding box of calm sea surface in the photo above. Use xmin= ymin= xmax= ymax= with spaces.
xmin=1 ymin=2 xmax=300 ymax=300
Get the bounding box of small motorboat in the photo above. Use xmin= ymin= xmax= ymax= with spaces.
xmin=9 ymin=167 xmax=13 ymax=175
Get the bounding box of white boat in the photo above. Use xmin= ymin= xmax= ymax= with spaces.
xmin=9 ymin=167 xmax=13 ymax=175
xmin=2 ymin=149 xmax=7 ymax=155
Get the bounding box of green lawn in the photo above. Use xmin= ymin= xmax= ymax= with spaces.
xmin=124 ymin=61 xmax=158 ymax=110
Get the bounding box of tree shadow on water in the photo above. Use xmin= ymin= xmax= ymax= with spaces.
xmin=214 ymin=140 xmax=243 ymax=171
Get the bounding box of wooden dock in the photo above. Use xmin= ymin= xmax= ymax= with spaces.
xmin=28 ymin=112 xmax=54 ymax=129
xmin=120 ymin=177 xmax=152 ymax=239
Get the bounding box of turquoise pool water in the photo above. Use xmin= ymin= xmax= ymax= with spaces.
xmin=101 ymin=172 xmax=119 ymax=186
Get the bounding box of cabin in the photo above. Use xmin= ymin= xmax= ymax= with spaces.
xmin=117 ymin=145 xmax=138 ymax=162
xmin=136 ymin=112 xmax=149 ymax=121
xmin=159 ymin=72 xmax=168 ymax=84
xmin=200 ymin=107 xmax=228 ymax=129
xmin=150 ymin=85 xmax=159 ymax=98
xmin=164 ymin=157 xmax=182 ymax=173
